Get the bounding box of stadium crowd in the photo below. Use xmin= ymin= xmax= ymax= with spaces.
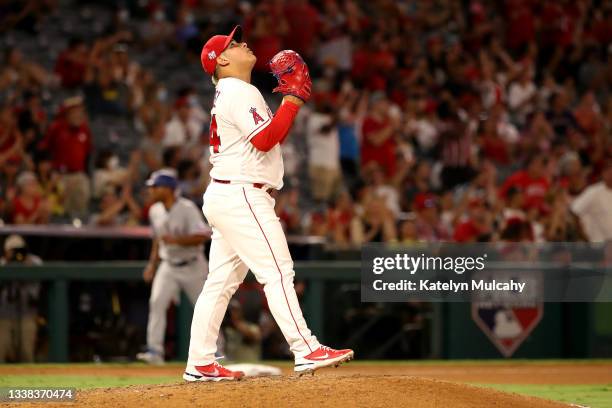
xmin=1 ymin=0 xmax=611 ymax=245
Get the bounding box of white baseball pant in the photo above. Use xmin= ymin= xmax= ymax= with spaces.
xmin=147 ymin=257 xmax=208 ymax=355
xmin=187 ymin=182 xmax=320 ymax=365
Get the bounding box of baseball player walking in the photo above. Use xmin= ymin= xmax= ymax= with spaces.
xmin=183 ymin=26 xmax=354 ymax=381
xmin=137 ymin=170 xmax=210 ymax=365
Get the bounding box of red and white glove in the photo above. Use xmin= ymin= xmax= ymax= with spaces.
xmin=269 ymin=50 xmax=312 ymax=102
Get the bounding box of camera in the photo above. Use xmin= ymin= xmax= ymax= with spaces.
xmin=8 ymin=246 xmax=28 ymax=263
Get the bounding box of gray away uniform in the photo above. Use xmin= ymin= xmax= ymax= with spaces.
xmin=147 ymin=197 xmax=209 ymax=355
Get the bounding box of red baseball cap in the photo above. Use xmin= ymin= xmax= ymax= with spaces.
xmin=201 ymin=25 xmax=242 ymax=76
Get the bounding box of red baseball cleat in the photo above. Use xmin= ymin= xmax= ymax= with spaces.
xmin=294 ymin=345 xmax=354 ymax=375
xmin=183 ymin=361 xmax=245 ymax=382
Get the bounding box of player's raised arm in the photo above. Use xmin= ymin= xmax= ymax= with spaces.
xmin=249 ymin=50 xmax=312 ymax=152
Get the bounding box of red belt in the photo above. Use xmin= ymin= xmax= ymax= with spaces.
xmin=213 ymin=179 xmax=272 ymax=193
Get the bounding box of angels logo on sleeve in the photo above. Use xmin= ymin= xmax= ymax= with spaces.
xmin=250 ymin=107 xmax=265 ymax=125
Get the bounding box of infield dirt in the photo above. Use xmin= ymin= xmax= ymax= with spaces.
xmin=3 ymin=363 xmax=610 ymax=407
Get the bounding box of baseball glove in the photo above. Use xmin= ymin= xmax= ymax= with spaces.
xmin=269 ymin=50 xmax=312 ymax=102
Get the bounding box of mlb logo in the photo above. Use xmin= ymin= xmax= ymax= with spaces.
xmin=471 ymin=270 xmax=543 ymax=357
xmin=208 ymin=51 xmax=216 ymax=60
xmin=472 ymin=303 xmax=543 ymax=357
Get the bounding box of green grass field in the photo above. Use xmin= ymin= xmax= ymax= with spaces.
xmin=1 ymin=361 xmax=610 ymax=407
xmin=478 ymin=384 xmax=612 ymax=408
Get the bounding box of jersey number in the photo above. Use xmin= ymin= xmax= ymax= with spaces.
xmin=209 ymin=115 xmax=220 ymax=153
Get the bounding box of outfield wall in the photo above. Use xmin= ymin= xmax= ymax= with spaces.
xmin=2 ymin=262 xmax=610 ymax=362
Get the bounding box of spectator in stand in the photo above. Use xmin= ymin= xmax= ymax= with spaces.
xmin=439 ymin=190 xmax=458 ymax=234
xmin=177 ymin=87 xmax=208 ymax=135
xmin=499 ymin=218 xmax=533 ymax=242
xmin=35 ymin=152 xmax=64 ymax=219
xmin=524 ymin=110 xmax=555 ymax=155
xmin=161 ymin=147 xmax=182 ymax=173
xmin=130 ymin=69 xmax=156 ymax=119
xmin=55 ymin=37 xmax=90 ymax=89
xmin=140 ymin=120 xmax=166 ymax=175
xmin=136 ymin=80 xmax=170 ymax=135
xmin=490 ymin=103 xmax=520 ymax=149
xmin=283 ymin=0 xmax=320 ymax=60
xmin=108 ymin=42 xmax=140 ymax=91
xmin=89 ymin=184 xmax=141 ymax=227
xmin=337 ymin=85 xmax=367 ymax=187
xmin=139 ymin=6 xmax=174 ymax=48
xmin=177 ymin=159 xmax=204 ymax=206
xmin=16 ymin=91 xmax=47 ymax=159
xmin=325 ymin=191 xmax=355 ymax=246
xmin=468 ymin=161 xmax=500 ymax=208
xmin=38 ymin=96 xmax=92 ymax=219
xmin=505 ymin=0 xmax=536 ymax=52
xmin=92 ymin=150 xmax=139 ymax=199
xmin=370 ymin=165 xmax=400 ymax=217
xmin=546 ymin=90 xmax=579 ymax=140
xmin=499 ymin=154 xmax=551 ymax=212
xmin=275 ymin=188 xmax=303 ymax=235
xmin=361 ymin=93 xmax=399 ymax=180
xmin=0 ymin=105 xmax=26 ymax=182
xmin=508 ymin=65 xmax=537 ymax=127
xmin=478 ymin=118 xmax=511 ymax=167
xmin=0 ymin=47 xmax=53 ymax=93
xmin=351 ymin=196 xmax=397 ymax=245
xmin=453 ymin=198 xmax=494 ymax=242
xmin=573 ymin=91 xmax=603 ymax=136
xmin=546 ymin=188 xmax=581 ymax=242
xmin=413 ymin=193 xmax=449 ymax=242
xmin=401 ymin=160 xmax=432 ymax=212
xmin=571 ymin=160 xmax=612 ymax=242
xmin=306 ymin=101 xmax=341 ymax=203
xmin=438 ymin=105 xmax=476 ymax=190
xmin=84 ymin=56 xmax=130 ymax=116
xmin=175 ymin=6 xmax=199 ymax=47
xmin=500 ymin=186 xmax=527 ymax=230
xmin=10 ymin=171 xmax=50 ymax=225
xmin=406 ymin=97 xmax=439 ymax=158
xmin=162 ymin=96 xmax=202 ymax=151
xmin=398 ymin=218 xmax=419 ymax=245
xmin=306 ymin=210 xmax=328 ymax=238
xmin=244 ymin=1 xmax=288 ymax=90
xmin=558 ymin=153 xmax=587 ymax=198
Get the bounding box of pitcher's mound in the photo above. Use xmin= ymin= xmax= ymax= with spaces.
xmin=76 ymin=375 xmax=569 ymax=408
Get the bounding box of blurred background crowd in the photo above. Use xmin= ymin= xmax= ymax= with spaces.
xmin=1 ymin=0 xmax=612 ymax=363
xmin=1 ymin=0 xmax=612 ymax=244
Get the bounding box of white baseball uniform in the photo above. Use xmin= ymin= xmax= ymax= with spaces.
xmin=187 ymin=77 xmax=320 ymax=366
xmin=147 ymin=197 xmax=209 ymax=356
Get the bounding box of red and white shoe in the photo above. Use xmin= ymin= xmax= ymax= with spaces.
xmin=183 ymin=361 xmax=245 ymax=382
xmin=294 ymin=345 xmax=354 ymax=375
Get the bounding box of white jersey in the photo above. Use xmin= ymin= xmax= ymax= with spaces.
xmin=571 ymin=181 xmax=612 ymax=242
xmin=208 ymin=77 xmax=284 ymax=189
xmin=149 ymin=198 xmax=209 ymax=262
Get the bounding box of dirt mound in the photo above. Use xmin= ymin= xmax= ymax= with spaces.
xmin=2 ymin=362 xmax=610 ymax=384
xmin=9 ymin=374 xmax=570 ymax=408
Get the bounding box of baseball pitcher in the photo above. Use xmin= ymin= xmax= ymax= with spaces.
xmin=137 ymin=170 xmax=210 ymax=365
xmin=183 ymin=26 xmax=354 ymax=381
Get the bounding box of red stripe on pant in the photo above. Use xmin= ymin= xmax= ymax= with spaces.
xmin=241 ymin=187 xmax=313 ymax=353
